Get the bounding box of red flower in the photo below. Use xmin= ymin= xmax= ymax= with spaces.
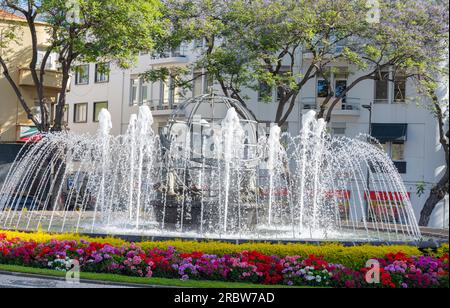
xmin=385 ymin=252 xmax=412 ymax=263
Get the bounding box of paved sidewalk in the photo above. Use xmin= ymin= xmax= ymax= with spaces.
xmin=0 ymin=272 xmax=133 ymax=288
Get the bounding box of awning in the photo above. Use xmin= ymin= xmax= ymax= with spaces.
xmin=371 ymin=123 xmax=407 ymax=143
xmin=18 ymin=125 xmax=42 ymax=142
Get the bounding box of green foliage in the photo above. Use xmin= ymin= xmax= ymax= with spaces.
xmin=148 ymin=0 xmax=448 ymax=123
xmin=416 ymin=181 xmax=426 ymax=197
xmin=40 ymin=0 xmax=164 ymax=67
xmin=1 ymin=0 xmax=165 ymax=130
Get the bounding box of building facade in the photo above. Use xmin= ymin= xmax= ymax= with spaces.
xmin=0 ymin=10 xmax=64 ymax=143
xmin=65 ymin=42 xmax=449 ymax=229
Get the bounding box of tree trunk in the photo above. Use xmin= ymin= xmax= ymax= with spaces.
xmin=419 ymin=169 xmax=449 ymax=226
xmin=277 ymin=92 xmax=299 ymax=126
xmin=419 ymin=95 xmax=449 ymax=226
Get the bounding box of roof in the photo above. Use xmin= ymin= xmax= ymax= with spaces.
xmin=0 ymin=9 xmax=26 ymax=21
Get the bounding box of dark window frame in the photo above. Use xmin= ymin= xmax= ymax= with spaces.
xmin=95 ymin=62 xmax=110 ymax=83
xmin=75 ymin=64 xmax=90 ymax=85
xmin=73 ymin=103 xmax=88 ymax=123
xmin=317 ymin=79 xmax=330 ymax=98
xmin=93 ymin=101 xmax=108 ymax=122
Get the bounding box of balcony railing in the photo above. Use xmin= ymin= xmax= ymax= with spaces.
xmin=374 ymin=98 xmax=408 ymax=105
xmin=151 ymin=50 xmax=187 ymax=59
xmin=145 ymin=99 xmax=179 ymax=111
xmin=149 ymin=47 xmax=189 ymax=65
xmin=301 ymin=97 xmax=361 ymax=115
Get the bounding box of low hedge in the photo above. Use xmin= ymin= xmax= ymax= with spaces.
xmin=1 ymin=229 xmax=447 ymax=269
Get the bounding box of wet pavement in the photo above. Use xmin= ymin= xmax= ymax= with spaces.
xmin=0 ymin=272 xmax=133 ymax=288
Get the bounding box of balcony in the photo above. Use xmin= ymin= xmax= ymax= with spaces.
xmin=301 ymin=97 xmax=361 ymax=116
xmin=302 ymin=45 xmax=346 ymax=59
xmin=146 ymin=99 xmax=179 ymax=115
xmin=18 ymin=68 xmax=68 ymax=92
xmin=149 ymin=49 xmax=189 ymax=66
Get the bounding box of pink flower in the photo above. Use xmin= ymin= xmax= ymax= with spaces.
xmin=132 ymin=256 xmax=142 ymax=265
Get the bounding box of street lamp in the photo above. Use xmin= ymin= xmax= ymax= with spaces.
xmin=362 ymin=102 xmax=373 ymax=219
xmin=362 ymin=103 xmax=373 ymax=135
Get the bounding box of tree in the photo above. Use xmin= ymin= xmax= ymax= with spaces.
xmin=145 ymin=0 xmax=369 ymax=125
xmin=0 ymin=0 xmax=163 ymax=132
xmin=320 ymin=0 xmax=449 ymax=122
xmin=417 ymin=71 xmax=449 ymax=226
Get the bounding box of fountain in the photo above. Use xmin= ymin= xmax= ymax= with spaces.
xmin=0 ymin=95 xmax=422 ymax=242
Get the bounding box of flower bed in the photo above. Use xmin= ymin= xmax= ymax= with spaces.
xmin=0 ymin=232 xmax=448 ymax=288
xmin=0 ymin=230 xmax=440 ymax=268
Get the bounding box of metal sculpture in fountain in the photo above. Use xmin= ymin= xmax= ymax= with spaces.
xmin=154 ymin=94 xmax=261 ymax=234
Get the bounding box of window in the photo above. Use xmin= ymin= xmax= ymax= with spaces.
xmin=381 ymin=141 xmax=406 ymax=173
xmin=32 ymin=100 xmax=51 ymax=124
xmin=95 ymin=63 xmax=109 ymax=83
xmin=172 ymin=88 xmax=181 ymax=108
xmin=74 ymin=103 xmax=88 ymax=123
xmin=394 ymin=73 xmax=406 ymax=103
xmin=161 ymin=80 xmax=170 ymax=107
xmin=391 ymin=142 xmax=405 ymax=161
xmin=141 ymin=81 xmax=149 ymax=105
xmin=258 ymin=82 xmax=272 ymax=102
xmin=374 ymin=70 xmax=389 ymax=103
xmin=130 ymin=77 xmax=139 ymax=105
xmin=75 ymin=65 xmax=89 ymax=85
xmin=193 ymin=72 xmax=203 ymax=97
xmin=204 ymin=74 xmax=214 ymax=93
xmin=168 ymin=77 xmax=180 ymax=108
xmin=374 ymin=68 xmax=407 ymax=104
xmin=317 ymin=80 xmax=329 ymax=98
xmin=93 ymin=102 xmax=108 ymax=122
xmin=150 ymin=81 xmax=161 ymax=109
xmin=335 ymin=79 xmax=347 ymax=98
xmin=63 ymin=105 xmax=69 ymax=125
xmin=381 ymin=141 xmax=405 ymax=161
xmin=37 ymin=50 xmax=57 ymax=70
xmin=331 ymin=123 xmax=346 ymax=136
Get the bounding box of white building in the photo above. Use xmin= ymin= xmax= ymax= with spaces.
xmin=65 ymin=42 xmax=449 ymax=229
